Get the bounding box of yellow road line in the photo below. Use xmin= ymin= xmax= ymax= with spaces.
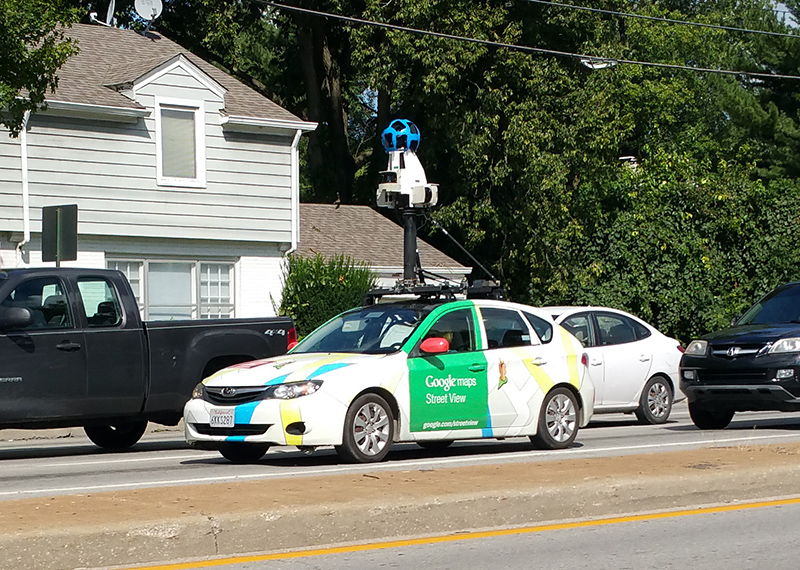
xmin=122 ymin=496 xmax=800 ymax=570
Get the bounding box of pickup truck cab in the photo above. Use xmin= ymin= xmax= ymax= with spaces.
xmin=680 ymin=282 xmax=800 ymax=429
xmin=0 ymin=268 xmax=294 ymax=449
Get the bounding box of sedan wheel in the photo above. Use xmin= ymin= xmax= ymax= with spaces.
xmin=336 ymin=394 xmax=394 ymax=463
xmin=635 ymin=376 xmax=673 ymax=425
xmin=530 ymin=387 xmax=578 ymax=450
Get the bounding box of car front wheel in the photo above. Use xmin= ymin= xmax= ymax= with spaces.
xmin=635 ymin=376 xmax=673 ymax=425
xmin=336 ymin=394 xmax=394 ymax=463
xmin=689 ymin=402 xmax=734 ymax=430
xmin=530 ymin=387 xmax=578 ymax=450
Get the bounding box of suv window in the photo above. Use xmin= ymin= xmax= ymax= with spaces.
xmin=0 ymin=277 xmax=71 ymax=329
xmin=738 ymin=284 xmax=800 ymax=325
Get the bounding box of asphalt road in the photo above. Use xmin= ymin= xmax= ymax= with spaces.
xmin=3 ymin=401 xmax=800 ymax=500
xmin=215 ymin=499 xmax=800 ymax=570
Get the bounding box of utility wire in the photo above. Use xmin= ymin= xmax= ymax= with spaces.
xmin=521 ymin=0 xmax=800 ymax=40
xmin=262 ymin=1 xmax=800 ymax=81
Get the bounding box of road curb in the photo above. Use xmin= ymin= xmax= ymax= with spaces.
xmin=4 ymin=444 xmax=800 ymax=570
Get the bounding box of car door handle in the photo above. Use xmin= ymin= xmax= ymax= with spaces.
xmin=56 ymin=341 xmax=81 ymax=352
xmin=531 ymin=357 xmax=547 ymax=366
xmin=591 ymin=360 xmax=602 ymax=366
xmin=469 ymin=364 xmax=486 ymax=372
xmin=639 ymin=355 xmax=651 ymax=362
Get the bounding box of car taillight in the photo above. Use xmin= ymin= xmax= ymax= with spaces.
xmin=677 ymin=344 xmax=685 ymax=353
xmin=287 ymin=327 xmax=298 ymax=351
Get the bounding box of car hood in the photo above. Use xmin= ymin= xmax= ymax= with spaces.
xmin=702 ymin=323 xmax=800 ymax=345
xmin=203 ymin=352 xmax=388 ymax=387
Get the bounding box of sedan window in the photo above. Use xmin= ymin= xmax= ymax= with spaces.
xmin=423 ymin=308 xmax=476 ymax=353
xmin=596 ymin=313 xmax=637 ymax=345
xmin=561 ymin=313 xmax=592 ymax=347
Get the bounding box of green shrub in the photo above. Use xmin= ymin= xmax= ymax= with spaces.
xmin=279 ymin=254 xmax=377 ymax=337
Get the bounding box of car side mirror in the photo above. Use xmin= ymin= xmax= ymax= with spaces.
xmin=0 ymin=306 xmax=34 ymax=330
xmin=420 ymin=337 xmax=449 ymax=354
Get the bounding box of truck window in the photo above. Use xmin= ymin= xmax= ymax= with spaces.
xmin=0 ymin=277 xmax=72 ymax=329
xmin=77 ymin=278 xmax=122 ymax=327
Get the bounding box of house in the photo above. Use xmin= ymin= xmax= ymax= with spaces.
xmin=0 ymin=23 xmax=315 ymax=319
xmin=297 ymin=203 xmax=470 ymax=288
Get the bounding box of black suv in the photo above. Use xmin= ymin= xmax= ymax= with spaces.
xmin=680 ymin=282 xmax=800 ymax=429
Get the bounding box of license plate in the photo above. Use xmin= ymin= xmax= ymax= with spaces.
xmin=210 ymin=408 xmax=235 ymax=428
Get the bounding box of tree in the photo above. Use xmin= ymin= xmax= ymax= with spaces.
xmin=0 ymin=0 xmax=80 ymax=136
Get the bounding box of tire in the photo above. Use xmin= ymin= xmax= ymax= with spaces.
xmin=530 ymin=387 xmax=579 ymax=450
xmin=635 ymin=376 xmax=673 ymax=425
xmin=416 ymin=440 xmax=453 ymax=450
xmin=335 ymin=393 xmax=394 ymax=463
xmin=689 ymin=402 xmax=734 ymax=430
xmin=84 ymin=421 xmax=148 ymax=450
xmin=218 ymin=444 xmax=269 ymax=464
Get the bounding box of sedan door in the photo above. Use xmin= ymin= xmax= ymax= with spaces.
xmin=592 ymin=312 xmax=653 ymax=406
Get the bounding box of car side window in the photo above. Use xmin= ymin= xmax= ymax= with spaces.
xmin=561 ymin=313 xmax=592 ymax=347
xmin=481 ymin=307 xmax=535 ymax=349
xmin=0 ymin=277 xmax=72 ymax=330
xmin=523 ymin=311 xmax=553 ymax=344
xmin=423 ymin=308 xmax=476 ymax=353
xmin=596 ymin=313 xmax=637 ymax=346
xmin=77 ymin=278 xmax=122 ymax=327
xmin=633 ymin=320 xmax=652 ymax=340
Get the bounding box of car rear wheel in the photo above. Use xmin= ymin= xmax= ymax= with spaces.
xmin=218 ymin=443 xmax=270 ymax=463
xmin=84 ymin=421 xmax=148 ymax=449
xmin=635 ymin=376 xmax=673 ymax=425
xmin=688 ymin=402 xmax=734 ymax=430
xmin=530 ymin=387 xmax=578 ymax=450
xmin=336 ymin=394 xmax=394 ymax=463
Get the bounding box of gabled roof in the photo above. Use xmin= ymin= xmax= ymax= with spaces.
xmin=48 ymin=23 xmax=303 ymax=123
xmin=297 ymin=203 xmax=469 ymax=271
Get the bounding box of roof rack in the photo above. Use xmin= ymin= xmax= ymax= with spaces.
xmin=362 ymin=280 xmax=505 ymax=305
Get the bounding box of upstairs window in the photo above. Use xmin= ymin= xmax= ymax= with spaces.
xmin=155 ymin=99 xmax=205 ymax=187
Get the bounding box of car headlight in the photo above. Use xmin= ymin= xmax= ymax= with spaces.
xmin=769 ymin=338 xmax=800 ymax=354
xmin=191 ymin=382 xmax=204 ymax=399
xmin=685 ymin=340 xmax=708 ymax=356
xmin=266 ymin=380 xmax=323 ymax=399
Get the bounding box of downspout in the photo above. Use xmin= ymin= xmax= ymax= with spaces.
xmin=285 ymin=128 xmax=303 ymax=255
xmin=16 ymin=110 xmax=31 ymax=266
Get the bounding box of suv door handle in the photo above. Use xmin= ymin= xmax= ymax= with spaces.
xmin=56 ymin=341 xmax=81 ymax=352
xmin=469 ymin=364 xmax=486 ymax=372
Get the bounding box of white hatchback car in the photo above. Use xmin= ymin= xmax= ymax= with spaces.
xmin=547 ymin=306 xmax=684 ymax=424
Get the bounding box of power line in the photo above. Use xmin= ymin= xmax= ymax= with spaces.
xmin=262 ymin=1 xmax=800 ymax=81
xmin=520 ymin=0 xmax=800 ymax=40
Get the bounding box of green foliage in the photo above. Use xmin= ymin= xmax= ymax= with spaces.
xmin=279 ymin=254 xmax=377 ymax=337
xmin=0 ymin=0 xmax=80 ymax=136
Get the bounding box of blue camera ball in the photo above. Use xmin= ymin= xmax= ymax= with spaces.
xmin=381 ymin=119 xmax=420 ymax=152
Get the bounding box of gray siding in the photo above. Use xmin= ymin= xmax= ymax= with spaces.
xmin=0 ymin=63 xmax=294 ymax=243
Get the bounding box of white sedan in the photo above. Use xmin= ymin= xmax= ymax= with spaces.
xmin=185 ymin=299 xmax=594 ymax=463
xmin=547 ymin=306 xmax=684 ymax=424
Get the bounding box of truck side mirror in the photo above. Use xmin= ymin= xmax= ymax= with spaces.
xmin=0 ymin=306 xmax=34 ymax=330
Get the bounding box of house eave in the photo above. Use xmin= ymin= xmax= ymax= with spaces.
xmin=221 ymin=115 xmax=317 ymax=134
xmin=42 ymin=100 xmax=150 ymax=123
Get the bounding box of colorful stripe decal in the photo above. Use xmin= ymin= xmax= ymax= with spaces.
xmin=264 ymin=374 xmax=289 ymax=386
xmin=280 ymin=400 xmax=303 ymax=446
xmin=226 ymin=401 xmax=261 ymax=442
xmin=307 ymin=362 xmax=351 ymax=379
xmin=515 ymin=347 xmax=555 ymax=393
xmin=557 ymin=327 xmax=580 ymax=388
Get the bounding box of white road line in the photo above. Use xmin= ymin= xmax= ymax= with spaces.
xmin=1 ymin=431 xmax=798 ymax=498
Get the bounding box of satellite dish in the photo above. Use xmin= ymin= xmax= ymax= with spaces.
xmin=135 ymin=0 xmax=162 ymax=21
xmin=105 ymin=0 xmax=115 ymax=25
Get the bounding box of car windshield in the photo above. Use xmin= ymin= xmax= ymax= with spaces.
xmin=292 ymin=306 xmax=427 ymax=354
xmin=737 ymin=285 xmax=800 ymax=325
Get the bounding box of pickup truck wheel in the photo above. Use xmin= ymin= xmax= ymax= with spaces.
xmin=689 ymin=403 xmax=734 ymax=429
xmin=84 ymin=421 xmax=148 ymax=449
xmin=335 ymin=394 xmax=394 ymax=463
xmin=530 ymin=387 xmax=578 ymax=450
xmin=635 ymin=376 xmax=673 ymax=425
xmin=218 ymin=444 xmax=269 ymax=464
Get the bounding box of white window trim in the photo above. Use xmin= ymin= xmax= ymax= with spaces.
xmin=155 ymin=96 xmax=207 ymax=188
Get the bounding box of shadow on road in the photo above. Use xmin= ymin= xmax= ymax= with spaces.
xmin=0 ymin=438 xmax=190 ymax=461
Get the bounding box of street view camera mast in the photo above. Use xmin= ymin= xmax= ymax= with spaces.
xmin=376 ymin=120 xmax=438 ymax=288
xmin=369 ymin=120 xmax=503 ymax=303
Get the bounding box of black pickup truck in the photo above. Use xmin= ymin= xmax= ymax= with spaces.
xmin=0 ymin=268 xmax=295 ymax=448
xmin=680 ymin=282 xmax=800 ymax=429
